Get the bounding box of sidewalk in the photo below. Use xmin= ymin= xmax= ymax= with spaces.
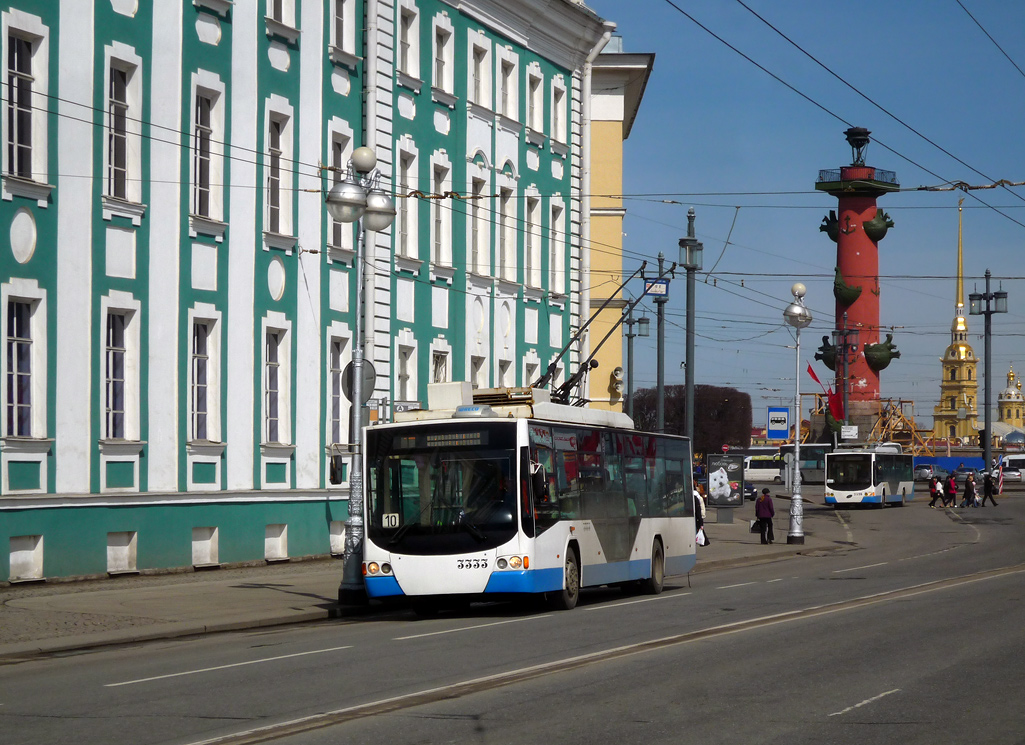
xmin=0 ymin=500 xmax=848 ymax=661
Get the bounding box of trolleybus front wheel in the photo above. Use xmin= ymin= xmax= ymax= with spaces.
xmin=550 ymin=550 xmax=580 ymax=611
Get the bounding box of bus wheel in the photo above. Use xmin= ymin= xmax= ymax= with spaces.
xmin=643 ymin=541 xmax=665 ymax=595
xmin=550 ymin=550 xmax=580 ymax=611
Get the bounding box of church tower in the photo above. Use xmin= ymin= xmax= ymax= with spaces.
xmin=998 ymin=365 xmax=1024 ymax=429
xmin=932 ymin=200 xmax=979 ymax=442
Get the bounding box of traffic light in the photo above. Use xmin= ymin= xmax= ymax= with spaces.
xmin=609 ymin=366 xmax=624 ymax=397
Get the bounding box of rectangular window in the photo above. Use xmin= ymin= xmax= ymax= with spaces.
xmin=397 ymin=346 xmax=413 ymax=401
xmin=265 ymin=330 xmax=281 ymax=443
xmin=398 ymin=153 xmax=414 ymax=257
xmin=525 ymin=196 xmax=540 ymax=287
xmin=193 ymin=93 xmax=212 ymax=217
xmin=472 ymin=46 xmax=486 ymax=106
xmin=470 ymin=177 xmax=485 ymax=274
xmin=333 ymin=0 xmax=346 ymax=51
xmin=330 ymin=339 xmax=343 ymax=444
xmin=105 ymin=312 xmax=127 ymax=439
xmin=499 ymin=187 xmax=514 ymax=281
xmin=7 ymin=35 xmax=32 ymax=179
xmin=192 ymin=321 xmax=209 ymax=440
xmin=269 ymin=0 xmax=284 ymax=22
xmin=331 ymin=136 xmax=345 ymax=247
xmin=432 ymin=164 xmax=448 ymax=265
xmin=434 ymin=28 xmax=448 ymax=89
xmin=550 ymin=204 xmax=564 ymax=290
xmin=527 ymin=73 xmax=542 ymax=131
xmin=432 ymin=351 xmax=448 ymax=383
xmin=107 ymin=66 xmax=129 ymax=199
xmin=471 ymin=355 xmax=486 ymax=389
xmin=5 ymin=300 xmax=31 ymax=436
xmin=399 ymin=10 xmax=415 ymax=74
xmin=500 ymin=60 xmax=514 ymax=119
xmin=553 ymin=85 xmax=565 ymax=142
xmin=267 ymin=118 xmax=283 ymax=234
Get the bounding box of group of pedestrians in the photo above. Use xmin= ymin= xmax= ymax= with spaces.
xmin=927 ymin=471 xmax=998 ymax=509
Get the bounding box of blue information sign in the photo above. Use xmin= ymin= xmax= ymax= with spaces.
xmin=767 ymin=407 xmax=790 ymax=440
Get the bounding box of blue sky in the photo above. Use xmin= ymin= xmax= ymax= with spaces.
xmin=582 ymin=0 xmax=1025 ymax=430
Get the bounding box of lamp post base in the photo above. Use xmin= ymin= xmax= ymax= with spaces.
xmin=786 ymin=535 xmax=805 ymax=545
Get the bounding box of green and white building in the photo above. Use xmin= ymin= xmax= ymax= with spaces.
xmin=0 ymin=0 xmax=614 ymax=581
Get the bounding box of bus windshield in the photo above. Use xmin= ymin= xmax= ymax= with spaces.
xmin=365 ymin=421 xmax=519 ymax=555
xmin=826 ymin=453 xmax=872 ymax=490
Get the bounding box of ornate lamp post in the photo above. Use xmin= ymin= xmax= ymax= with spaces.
xmin=679 ymin=207 xmax=703 ymax=441
xmin=783 ymin=282 xmax=812 ymax=545
xmin=969 ymin=269 xmax=1008 ymax=472
xmin=326 ymin=146 xmax=396 ymax=604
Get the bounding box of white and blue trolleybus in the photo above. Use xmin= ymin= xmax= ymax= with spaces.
xmin=824 ymin=443 xmax=915 ymax=507
xmin=360 ymin=385 xmax=696 ymax=611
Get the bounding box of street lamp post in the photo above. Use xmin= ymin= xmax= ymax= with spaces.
xmin=783 ymin=282 xmax=812 ymax=545
xmin=325 ymin=146 xmax=396 ymax=605
xmin=623 ymin=304 xmax=650 ymax=420
xmin=969 ymin=268 xmax=1008 ymax=472
xmin=679 ymin=207 xmax=703 ymax=441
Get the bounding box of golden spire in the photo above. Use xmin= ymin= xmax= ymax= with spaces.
xmin=956 ymin=198 xmax=964 ymax=310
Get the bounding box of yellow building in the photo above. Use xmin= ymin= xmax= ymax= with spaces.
xmin=933 ymin=202 xmax=979 ymax=442
xmin=993 ymin=366 xmax=1025 ymax=443
xmin=585 ymin=38 xmax=653 ymax=411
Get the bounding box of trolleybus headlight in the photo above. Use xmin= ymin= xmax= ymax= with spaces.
xmin=367 ymin=562 xmax=380 ymax=575
xmin=382 ymin=563 xmax=392 ymax=575
xmin=508 ymin=556 xmax=522 ymax=569
xmin=497 ymin=558 xmax=508 ymax=570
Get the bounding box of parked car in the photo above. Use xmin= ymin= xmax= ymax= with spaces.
xmin=914 ymin=464 xmax=949 ymax=481
xmin=993 ymin=466 xmax=1022 ymax=482
xmin=952 ymin=467 xmax=981 ymax=483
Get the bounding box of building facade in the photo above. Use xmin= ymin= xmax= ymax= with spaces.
xmin=1 ymin=0 xmax=612 ymax=581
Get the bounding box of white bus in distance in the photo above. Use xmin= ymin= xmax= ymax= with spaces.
xmin=824 ymin=443 xmax=915 ymax=507
xmin=360 ymin=383 xmax=697 ymax=613
xmin=744 ymin=454 xmax=784 ymax=483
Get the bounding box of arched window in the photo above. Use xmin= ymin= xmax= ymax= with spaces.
xmin=950 ymin=369 xmax=957 ymax=381
xmin=967 ymin=369 xmax=973 ymax=380
xmin=949 ymin=425 xmax=956 ymax=438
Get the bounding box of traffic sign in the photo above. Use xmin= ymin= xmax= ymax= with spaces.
xmin=342 ymin=361 xmax=377 ymax=404
xmin=767 ymin=407 xmax=789 ymax=440
xmin=644 ymin=279 xmax=669 ymax=297
xmin=721 ymin=444 xmax=729 ymax=453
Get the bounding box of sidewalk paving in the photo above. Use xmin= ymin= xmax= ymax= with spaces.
xmin=0 ymin=499 xmax=849 ymax=661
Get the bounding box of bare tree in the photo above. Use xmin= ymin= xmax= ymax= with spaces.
xmin=627 ymin=384 xmax=752 ymax=456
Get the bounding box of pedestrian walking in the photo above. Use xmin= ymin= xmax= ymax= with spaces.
xmin=693 ymin=488 xmax=706 ymax=530
xmin=960 ymin=473 xmax=977 ymax=508
xmin=944 ymin=472 xmax=958 ymax=508
xmin=928 ymin=476 xmax=943 ymax=508
xmin=755 ymin=488 xmax=775 ymax=544
xmin=980 ymin=472 xmax=998 ymax=507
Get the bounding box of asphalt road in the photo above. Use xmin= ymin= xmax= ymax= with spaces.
xmin=3 ymin=498 xmax=1023 ymax=745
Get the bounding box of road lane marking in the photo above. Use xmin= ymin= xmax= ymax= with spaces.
xmin=829 ymin=688 xmax=900 ymax=716
xmin=105 ymin=645 xmax=353 ymax=687
xmin=394 ymin=615 xmax=551 ymax=640
xmin=717 ymin=581 xmax=756 ymax=589
xmin=585 ymin=592 xmax=692 ymax=610
xmin=181 ymin=563 xmax=1025 ymax=745
xmin=766 ymin=578 xmax=783 ymax=583
xmin=833 ymin=562 xmax=887 ymax=573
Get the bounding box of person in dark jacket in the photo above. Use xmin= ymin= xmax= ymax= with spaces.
xmin=928 ymin=476 xmax=943 ymax=508
xmin=980 ymin=473 xmax=998 ymax=507
xmin=944 ymin=473 xmax=958 ymax=508
xmin=959 ymin=473 xmax=977 ymax=508
xmin=755 ymin=488 xmax=775 ymax=544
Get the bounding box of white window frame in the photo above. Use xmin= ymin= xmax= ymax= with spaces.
xmin=267 ymin=0 xmax=295 ymax=27
xmin=331 ymin=0 xmax=355 ymax=56
xmin=188 ymin=304 xmax=222 ymax=443
xmin=2 ymin=10 xmax=50 ymax=203
xmin=467 ymin=33 xmax=491 ymax=109
xmin=397 ymin=0 xmax=420 ymax=80
xmin=494 ymin=46 xmax=518 ymax=121
xmin=549 ymin=199 xmax=566 ymax=293
xmin=329 ymin=128 xmax=352 ymax=251
xmin=430 ymin=337 xmax=451 ymax=384
xmin=263 ymin=96 xmax=294 ymax=240
xmin=470 ymin=354 xmax=487 ymax=389
xmin=432 ymin=15 xmax=454 ymax=94
xmin=325 ymin=323 xmax=352 ymax=485
xmin=524 ymin=192 xmax=541 ymax=288
xmin=524 ymin=354 xmax=540 ymax=389
xmin=497 ymin=182 xmax=516 ymax=283
xmin=430 ymin=151 xmax=452 ymax=267
xmin=189 ymin=71 xmax=226 ymax=226
xmin=262 ymin=313 xmax=292 ymax=446
xmin=551 ymin=76 xmax=567 ymax=143
xmin=103 ymin=44 xmax=143 ymax=205
xmin=395 ymin=136 xmax=419 ymax=260
xmin=99 ymin=292 xmax=141 ymax=442
xmin=1 ymin=279 xmax=46 ymax=440
xmin=526 ymin=64 xmax=543 ymax=132
xmin=395 ymin=328 xmax=417 ymax=403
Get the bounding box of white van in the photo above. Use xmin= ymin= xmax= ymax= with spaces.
xmin=744 ymin=454 xmax=784 ymax=483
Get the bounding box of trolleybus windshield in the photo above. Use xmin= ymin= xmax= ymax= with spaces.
xmin=365 ymin=421 xmax=519 ymax=555
xmin=826 ymin=453 xmax=872 ymax=490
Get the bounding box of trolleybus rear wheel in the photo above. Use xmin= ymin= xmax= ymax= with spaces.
xmin=642 ymin=541 xmax=665 ymax=595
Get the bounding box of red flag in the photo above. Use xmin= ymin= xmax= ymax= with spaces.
xmin=807 ymin=363 xmax=827 ymax=393
xmin=827 ymin=389 xmax=845 ymax=422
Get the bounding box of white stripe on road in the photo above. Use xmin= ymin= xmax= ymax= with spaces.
xmin=829 ymin=688 xmax=900 ymax=716
xmin=585 ymin=592 xmax=692 ymax=610
xmin=105 ymin=645 xmax=353 ymax=687
xmin=717 ymin=581 xmax=756 ymax=589
xmin=833 ymin=562 xmax=888 ymax=573
xmin=394 ymin=614 xmax=552 ymax=640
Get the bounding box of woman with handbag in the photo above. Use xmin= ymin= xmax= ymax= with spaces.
xmin=755 ymin=488 xmax=775 ymax=544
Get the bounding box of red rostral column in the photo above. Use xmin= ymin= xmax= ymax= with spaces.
xmin=816 ymin=127 xmax=899 ymax=405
